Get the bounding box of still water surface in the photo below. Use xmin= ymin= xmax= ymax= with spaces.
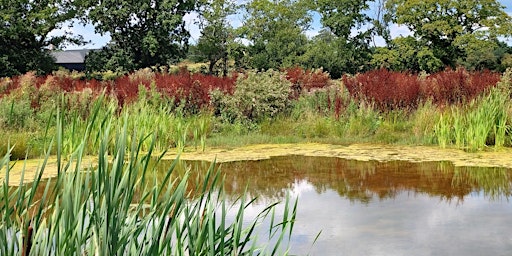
xmin=183 ymin=156 xmax=512 ymax=255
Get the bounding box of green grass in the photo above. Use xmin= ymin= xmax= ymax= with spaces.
xmin=2 ymin=70 xmax=512 ymax=158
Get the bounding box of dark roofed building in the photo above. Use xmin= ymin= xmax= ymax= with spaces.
xmin=51 ymin=49 xmax=92 ymax=71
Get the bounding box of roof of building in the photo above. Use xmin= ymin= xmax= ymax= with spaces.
xmin=51 ymin=49 xmax=92 ymax=64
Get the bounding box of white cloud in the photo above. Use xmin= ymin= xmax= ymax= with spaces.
xmin=183 ymin=12 xmax=201 ymax=44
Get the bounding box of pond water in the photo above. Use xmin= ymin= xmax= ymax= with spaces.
xmin=182 ymin=156 xmax=512 ymax=256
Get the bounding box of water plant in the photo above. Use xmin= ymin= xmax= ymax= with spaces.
xmin=0 ymin=108 xmax=297 ymax=255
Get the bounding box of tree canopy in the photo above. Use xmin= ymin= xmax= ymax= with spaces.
xmin=377 ymin=0 xmax=512 ymax=72
xmin=1 ymin=0 xmax=511 ymax=77
xmin=83 ymin=0 xmax=196 ymax=72
xmin=240 ymin=0 xmax=311 ymax=70
xmin=0 ymin=0 xmax=84 ymax=77
xmin=195 ymin=0 xmax=237 ymax=75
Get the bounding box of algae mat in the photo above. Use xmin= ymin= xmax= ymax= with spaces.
xmin=2 ymin=144 xmax=512 ymax=185
xmin=162 ymin=143 xmax=512 ymax=168
xmin=0 ymin=156 xmax=97 ymax=186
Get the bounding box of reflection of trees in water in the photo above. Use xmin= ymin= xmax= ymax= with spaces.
xmin=25 ymin=156 xmax=512 ymax=207
xmin=172 ymin=156 xmax=512 ymax=204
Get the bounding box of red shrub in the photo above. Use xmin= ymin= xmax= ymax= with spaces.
xmin=113 ymin=75 xmax=137 ymax=106
xmin=421 ymin=68 xmax=499 ymax=106
xmin=150 ymin=71 xmax=236 ymax=113
xmin=285 ymin=67 xmax=330 ymax=99
xmin=343 ymin=69 xmax=420 ymax=111
xmin=343 ymin=68 xmax=501 ymax=111
xmin=467 ymin=70 xmax=500 ymax=99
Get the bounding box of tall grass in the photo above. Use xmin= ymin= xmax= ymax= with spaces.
xmin=0 ymin=108 xmax=297 ymax=255
xmin=433 ymin=69 xmax=512 ymax=151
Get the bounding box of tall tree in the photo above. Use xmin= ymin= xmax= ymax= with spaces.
xmin=84 ymin=0 xmax=196 ymax=72
xmin=240 ymin=0 xmax=311 ymax=70
xmin=0 ymin=0 xmax=83 ymax=77
xmin=315 ymin=0 xmax=373 ymax=39
xmin=383 ymin=0 xmax=512 ymax=71
xmin=301 ymin=28 xmax=370 ymax=78
xmin=313 ymin=0 xmax=376 ymax=74
xmin=196 ymin=0 xmax=237 ymax=75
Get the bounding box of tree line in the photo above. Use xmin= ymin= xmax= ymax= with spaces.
xmin=1 ymin=0 xmax=512 ymax=78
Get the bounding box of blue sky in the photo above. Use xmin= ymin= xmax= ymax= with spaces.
xmin=60 ymin=0 xmax=512 ymax=50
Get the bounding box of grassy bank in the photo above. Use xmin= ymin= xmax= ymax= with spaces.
xmin=0 ymin=67 xmax=511 ymax=160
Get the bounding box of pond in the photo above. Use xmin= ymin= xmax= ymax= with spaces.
xmin=181 ymin=156 xmax=512 ymax=255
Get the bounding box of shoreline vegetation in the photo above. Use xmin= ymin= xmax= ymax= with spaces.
xmin=0 ymin=66 xmax=511 ymax=183
xmin=0 ymin=99 xmax=298 ymax=255
xmin=0 ymin=66 xmax=511 ymax=254
xmin=1 ymin=67 xmax=511 ymax=160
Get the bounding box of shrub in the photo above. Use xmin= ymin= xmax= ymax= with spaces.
xmin=212 ymin=70 xmax=292 ymax=122
xmin=285 ymin=67 xmax=330 ymax=99
xmin=343 ymin=69 xmax=420 ymax=111
xmin=342 ymin=68 xmax=500 ymax=111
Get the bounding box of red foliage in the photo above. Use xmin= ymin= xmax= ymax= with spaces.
xmin=149 ymin=71 xmax=236 ymax=112
xmin=0 ymin=70 xmax=236 ymax=113
xmin=0 ymin=77 xmax=20 ymax=96
xmin=343 ymin=68 xmax=501 ymax=111
xmin=285 ymin=67 xmax=330 ymax=99
xmin=421 ymin=68 xmax=499 ymax=106
xmin=343 ymin=69 xmax=420 ymax=111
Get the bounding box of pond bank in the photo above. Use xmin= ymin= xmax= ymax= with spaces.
xmin=3 ymin=143 xmax=512 ymax=186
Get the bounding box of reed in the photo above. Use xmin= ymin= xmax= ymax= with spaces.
xmin=0 ymin=108 xmax=297 ymax=255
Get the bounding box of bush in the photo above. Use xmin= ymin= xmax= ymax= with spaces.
xmin=343 ymin=69 xmax=420 ymax=111
xmin=421 ymin=68 xmax=499 ymax=106
xmin=212 ymin=70 xmax=292 ymax=122
xmin=342 ymin=68 xmax=500 ymax=111
xmin=285 ymin=67 xmax=330 ymax=99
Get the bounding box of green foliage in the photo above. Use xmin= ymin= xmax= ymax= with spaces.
xmin=310 ymin=0 xmax=375 ymax=75
xmin=385 ymin=0 xmax=512 ymax=71
xmin=0 ymin=109 xmax=297 ymax=255
xmin=371 ymin=36 xmax=444 ymax=72
xmin=196 ymin=0 xmax=237 ymax=76
xmin=410 ymin=101 xmax=439 ymax=144
xmin=315 ymin=0 xmax=372 ymax=39
xmin=83 ymin=0 xmax=196 ymax=72
xmin=301 ymin=29 xmax=370 ymax=78
xmin=0 ymin=98 xmax=35 ymax=131
xmin=240 ymin=0 xmax=311 ymax=70
xmin=344 ymin=101 xmax=381 ymax=137
xmin=0 ymin=0 xmax=84 ymax=77
xmin=212 ymin=70 xmax=292 ymax=122
xmin=433 ymin=69 xmax=512 ymax=151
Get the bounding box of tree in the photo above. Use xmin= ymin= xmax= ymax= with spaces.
xmin=385 ymin=0 xmax=512 ymax=71
xmin=195 ymin=0 xmax=237 ymax=76
xmin=371 ymin=36 xmax=444 ymax=72
xmin=240 ymin=0 xmax=311 ymax=70
xmin=313 ymin=0 xmax=376 ymax=74
xmin=0 ymin=0 xmax=83 ymax=77
xmin=84 ymin=0 xmax=196 ymax=72
xmin=315 ymin=0 xmax=373 ymax=39
xmin=301 ymin=29 xmax=370 ymax=78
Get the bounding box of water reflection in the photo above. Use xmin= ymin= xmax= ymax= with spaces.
xmin=177 ymin=156 xmax=512 ymax=255
xmin=12 ymin=156 xmax=512 ymax=255
xmin=175 ymin=156 xmax=512 ymax=203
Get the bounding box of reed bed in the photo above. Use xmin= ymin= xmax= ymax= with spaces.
xmin=0 ymin=108 xmax=297 ymax=255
